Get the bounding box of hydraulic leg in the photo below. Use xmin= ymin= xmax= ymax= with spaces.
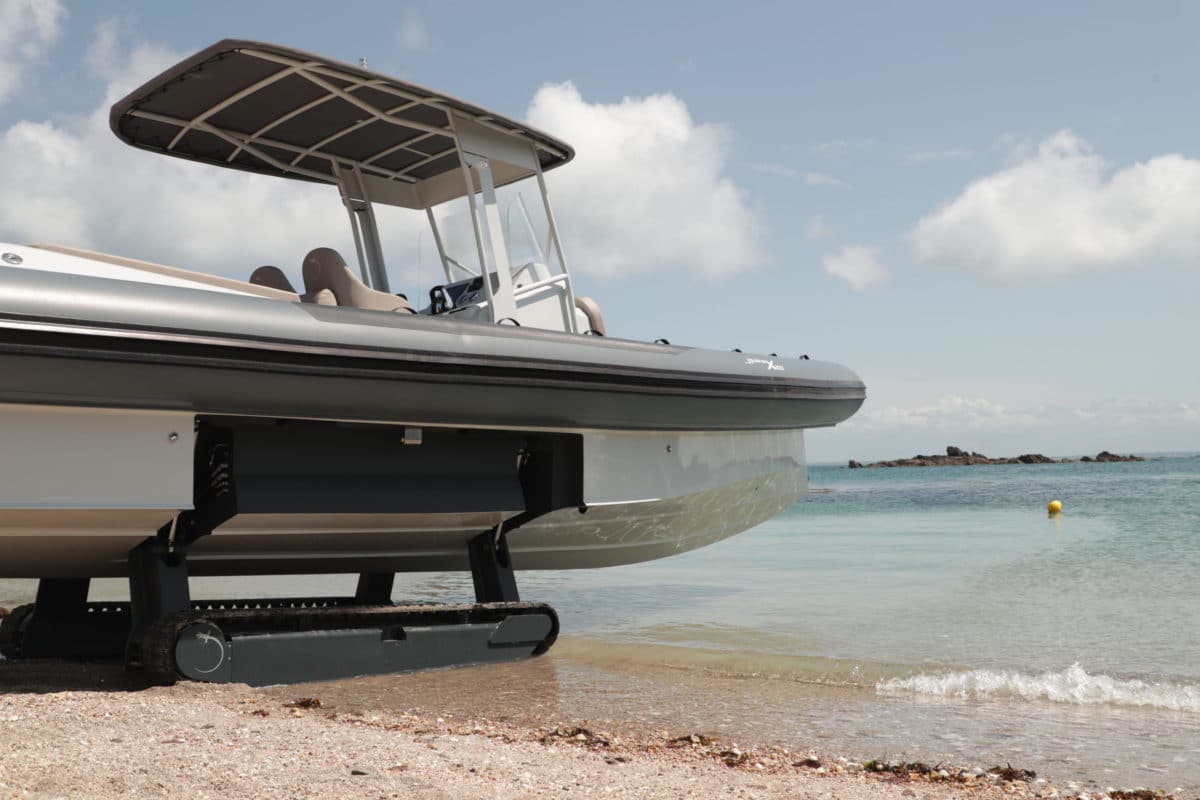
xmin=34 ymin=578 xmax=91 ymax=615
xmin=0 ymin=577 xmax=133 ymax=659
xmin=468 ymin=528 xmax=520 ymax=602
xmin=354 ymin=572 xmax=395 ymax=604
xmin=125 ymin=537 xmax=193 ymax=667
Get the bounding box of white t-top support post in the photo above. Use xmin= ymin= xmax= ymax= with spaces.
xmin=334 ymin=164 xmax=390 ymax=292
xmin=458 ymin=153 xmax=518 ymax=323
xmin=425 ymin=207 xmax=454 ymax=283
xmin=333 ymin=164 xmax=369 ymax=283
xmin=533 ymin=153 xmax=577 ymax=332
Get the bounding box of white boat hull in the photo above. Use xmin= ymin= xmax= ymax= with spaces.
xmin=0 ymin=405 xmax=806 ymax=577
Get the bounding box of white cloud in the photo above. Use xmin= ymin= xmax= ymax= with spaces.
xmin=750 ymin=162 xmax=843 ymax=186
xmin=810 ymin=140 xmax=849 ymax=156
xmin=397 ymin=10 xmax=430 ymax=52
xmin=84 ymin=17 xmax=119 ymax=76
xmin=804 ymin=171 xmax=842 ymax=187
xmin=0 ymin=28 xmax=373 ymax=284
xmin=526 ymin=81 xmax=766 ymax=277
xmin=853 ymin=396 xmax=1200 ymax=433
xmin=905 ymin=147 xmax=974 ymax=164
xmin=849 ymin=395 xmax=1043 ymax=432
xmin=0 ymin=0 xmax=66 ymax=105
xmin=805 ymin=215 xmax=830 ymax=241
xmin=844 ymin=396 xmax=1200 ymax=443
xmin=822 ymin=245 xmax=887 ymax=290
xmin=913 ymin=130 xmax=1200 ymax=279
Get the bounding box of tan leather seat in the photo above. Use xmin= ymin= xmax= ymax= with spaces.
xmin=252 ymin=265 xmax=337 ymax=306
xmin=301 ymin=248 xmax=414 ymax=313
xmin=249 ymin=265 xmax=297 ymax=293
xmin=302 ymin=288 xmax=337 ymax=305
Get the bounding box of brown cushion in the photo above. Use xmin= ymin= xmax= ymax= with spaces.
xmin=249 ymin=265 xmax=297 ymax=293
xmin=301 ymin=248 xmax=414 ymax=313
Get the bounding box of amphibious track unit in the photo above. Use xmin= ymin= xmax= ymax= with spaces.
xmin=0 ymin=416 xmax=574 ymax=684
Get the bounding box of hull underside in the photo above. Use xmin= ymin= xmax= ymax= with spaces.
xmin=0 ymin=404 xmax=808 ymax=579
xmin=0 ymin=470 xmax=803 ymax=578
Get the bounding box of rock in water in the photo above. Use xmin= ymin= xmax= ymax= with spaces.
xmin=1094 ymin=450 xmax=1144 ymax=462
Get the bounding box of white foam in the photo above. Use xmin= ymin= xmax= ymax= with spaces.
xmin=877 ymin=663 xmax=1200 ymax=713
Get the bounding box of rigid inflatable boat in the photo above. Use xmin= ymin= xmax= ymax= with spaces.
xmin=0 ymin=40 xmax=865 ymax=684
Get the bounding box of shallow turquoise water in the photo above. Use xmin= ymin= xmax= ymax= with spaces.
xmin=382 ymin=454 xmax=1200 ymax=786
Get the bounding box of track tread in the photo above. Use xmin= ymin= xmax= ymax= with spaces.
xmin=138 ymin=601 xmax=557 ymax=684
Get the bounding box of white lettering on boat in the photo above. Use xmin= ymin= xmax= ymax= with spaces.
xmin=745 ymin=358 xmax=784 ymax=372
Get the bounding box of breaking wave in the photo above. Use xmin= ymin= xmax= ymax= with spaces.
xmin=877 ymin=663 xmax=1200 ymax=712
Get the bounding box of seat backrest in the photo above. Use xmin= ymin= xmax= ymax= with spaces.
xmin=249 ymin=265 xmax=297 ymax=293
xmin=301 ymin=248 xmax=414 ymax=313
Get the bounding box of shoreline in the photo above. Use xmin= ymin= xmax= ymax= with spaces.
xmin=0 ymin=660 xmax=1187 ymax=800
xmin=846 ymin=447 xmax=1145 ymax=469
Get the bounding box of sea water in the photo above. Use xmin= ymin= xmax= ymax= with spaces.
xmin=4 ymin=455 xmax=1199 ymax=788
xmin=501 ymin=455 xmax=1200 ymax=788
xmin=318 ymin=454 xmax=1200 ymax=789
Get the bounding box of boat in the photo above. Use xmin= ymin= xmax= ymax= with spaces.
xmin=0 ymin=40 xmax=865 ymax=684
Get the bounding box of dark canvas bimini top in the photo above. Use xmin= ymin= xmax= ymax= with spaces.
xmin=109 ymin=39 xmax=573 ymax=205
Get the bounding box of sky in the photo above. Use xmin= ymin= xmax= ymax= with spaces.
xmin=0 ymin=0 xmax=1196 ymax=462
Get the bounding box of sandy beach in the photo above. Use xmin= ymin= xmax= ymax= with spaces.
xmin=0 ymin=660 xmax=1182 ymax=800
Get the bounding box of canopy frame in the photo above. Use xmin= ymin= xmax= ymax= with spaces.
xmin=110 ymin=39 xmax=577 ymax=324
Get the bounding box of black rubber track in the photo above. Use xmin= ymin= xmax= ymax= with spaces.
xmin=138 ymin=601 xmax=559 ymax=684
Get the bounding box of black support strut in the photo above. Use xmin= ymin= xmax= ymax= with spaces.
xmin=468 ymin=528 xmax=520 ymax=603
xmin=34 ymin=577 xmax=91 ymax=615
xmin=0 ymin=577 xmax=130 ymax=659
xmin=125 ymin=536 xmax=193 ymax=666
xmin=354 ymin=572 xmax=395 ymax=604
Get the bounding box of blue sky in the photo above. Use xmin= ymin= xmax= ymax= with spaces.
xmin=0 ymin=1 xmax=1196 ymax=461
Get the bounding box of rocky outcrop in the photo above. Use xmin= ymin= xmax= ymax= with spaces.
xmin=850 ymin=446 xmax=1143 ymax=468
xmin=1081 ymin=450 xmax=1144 ymax=463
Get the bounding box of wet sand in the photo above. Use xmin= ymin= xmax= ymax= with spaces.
xmin=0 ymin=657 xmax=1185 ymax=800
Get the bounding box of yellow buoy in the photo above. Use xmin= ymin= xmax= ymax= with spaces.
xmin=1047 ymin=499 xmax=1063 ymax=515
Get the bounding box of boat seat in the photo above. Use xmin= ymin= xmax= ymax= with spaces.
xmin=251 ymin=265 xmax=338 ymax=306
xmin=301 ymin=247 xmax=415 ymax=313
xmin=249 ymin=265 xmax=297 ymax=293
xmin=303 ymin=288 xmax=337 ymax=306
xmin=575 ymin=296 xmax=607 ymax=335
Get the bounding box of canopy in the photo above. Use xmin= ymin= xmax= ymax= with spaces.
xmin=109 ymin=39 xmax=574 ymax=209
